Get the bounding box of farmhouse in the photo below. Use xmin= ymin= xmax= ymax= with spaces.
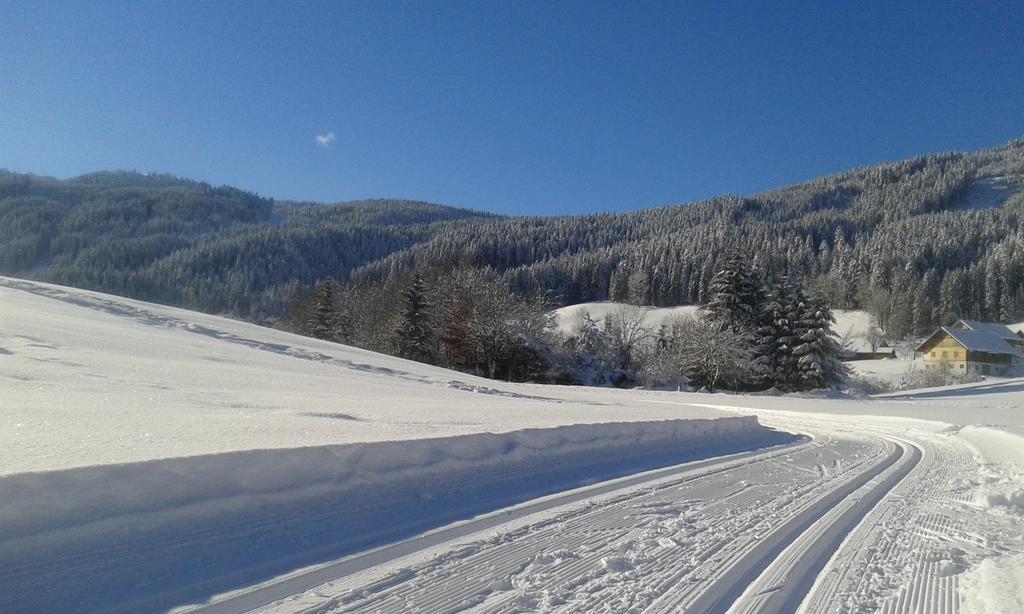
xmin=916 ymin=320 xmax=1024 ymax=377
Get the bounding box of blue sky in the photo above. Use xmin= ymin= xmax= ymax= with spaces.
xmin=2 ymin=1 xmax=1022 ymax=215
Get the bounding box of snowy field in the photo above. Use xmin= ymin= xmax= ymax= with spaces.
xmin=2 ymin=282 xmax=743 ymax=474
xmin=3 ymin=278 xmax=1023 ymax=613
xmin=847 ymin=355 xmax=923 ymax=385
xmin=553 ymin=301 xmax=891 ymax=353
xmin=551 ymin=302 xmax=703 ymax=334
xmin=553 ymin=302 xmax=924 ymax=386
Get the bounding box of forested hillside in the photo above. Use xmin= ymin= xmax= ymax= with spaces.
xmin=348 ymin=140 xmax=1024 ymax=337
xmin=3 ymin=139 xmax=1024 ymax=332
xmin=0 ymin=170 xmax=497 ymax=317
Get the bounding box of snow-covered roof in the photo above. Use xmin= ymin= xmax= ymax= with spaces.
xmin=917 ymin=320 xmax=1024 ymax=355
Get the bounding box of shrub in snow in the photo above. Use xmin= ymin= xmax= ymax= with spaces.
xmin=847 ymin=373 xmax=895 ymax=395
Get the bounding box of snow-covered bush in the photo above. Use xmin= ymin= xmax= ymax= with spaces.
xmin=847 ymin=373 xmax=895 ymax=395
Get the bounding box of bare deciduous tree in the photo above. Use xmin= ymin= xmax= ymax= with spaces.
xmin=861 ymin=324 xmax=885 ymax=354
xmin=602 ymin=305 xmax=652 ymax=370
xmin=670 ymin=315 xmax=752 ymax=392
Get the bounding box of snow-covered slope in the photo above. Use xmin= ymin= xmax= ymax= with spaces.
xmin=1 ymin=279 xmax=742 ymax=474
xmin=4 ymin=278 xmax=1024 ymax=613
xmin=832 ymin=309 xmax=883 ymax=349
xmin=551 ymin=301 xmax=702 ymax=334
xmin=552 ymin=302 xmax=880 ymax=348
xmin=0 ymin=277 xmax=782 ymax=612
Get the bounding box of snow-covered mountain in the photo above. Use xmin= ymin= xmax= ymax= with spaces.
xmin=3 ymin=139 xmax=1024 ymax=328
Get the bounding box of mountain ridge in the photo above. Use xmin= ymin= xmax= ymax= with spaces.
xmin=2 ymin=138 xmax=1023 ymax=330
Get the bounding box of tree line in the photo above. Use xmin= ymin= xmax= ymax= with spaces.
xmin=286 ymin=253 xmax=847 ymax=392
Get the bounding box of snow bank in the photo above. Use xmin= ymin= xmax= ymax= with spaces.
xmin=0 ymin=416 xmax=787 ymax=612
xmin=956 ymin=426 xmax=1024 ymax=516
xmin=958 ymin=425 xmax=1024 ymax=468
xmin=0 ymin=277 xmax=734 ymax=474
xmin=960 ymin=553 xmax=1024 ymax=614
xmin=833 ymin=309 xmax=880 ymax=351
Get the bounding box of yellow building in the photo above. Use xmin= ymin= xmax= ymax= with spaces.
xmin=916 ymin=320 xmax=1024 ymax=377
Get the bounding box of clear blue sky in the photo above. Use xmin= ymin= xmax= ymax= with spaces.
xmin=2 ymin=1 xmax=1022 ymax=215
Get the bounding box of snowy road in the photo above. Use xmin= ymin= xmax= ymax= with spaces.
xmin=183 ymin=409 xmax=1014 ymax=614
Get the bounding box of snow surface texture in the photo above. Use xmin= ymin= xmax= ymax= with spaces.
xmin=959 ymin=554 xmax=1024 ymax=614
xmin=551 ymin=301 xmax=703 ymax=334
xmin=4 ymin=278 xmax=1024 ymax=613
xmin=1 ymin=277 xmax=785 ymax=611
xmin=2 ymin=416 xmax=783 ymax=612
xmin=231 ymin=406 xmax=1024 ymax=614
xmin=1 ymin=279 xmax=737 ymax=474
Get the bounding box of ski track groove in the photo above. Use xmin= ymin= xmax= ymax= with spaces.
xmin=263 ymin=434 xmax=896 ymax=614
xmin=796 ymin=420 xmax=1021 ymax=614
xmin=175 ymin=413 xmax=1022 ymax=614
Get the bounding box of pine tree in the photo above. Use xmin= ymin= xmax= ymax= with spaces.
xmin=395 ymin=272 xmax=437 ymax=364
xmin=757 ymin=276 xmax=799 ymax=390
xmin=705 ymin=250 xmax=763 ymax=333
xmin=703 ymin=251 xmax=768 ymax=388
xmin=307 ymin=279 xmax=343 ymax=341
xmin=792 ymin=290 xmax=849 ymax=389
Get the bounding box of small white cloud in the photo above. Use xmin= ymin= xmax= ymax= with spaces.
xmin=315 ymin=132 xmax=336 ymax=148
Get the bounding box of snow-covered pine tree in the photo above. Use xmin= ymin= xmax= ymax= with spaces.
xmin=792 ymin=289 xmax=849 ymax=389
xmin=757 ymin=275 xmax=799 ymax=390
xmin=703 ymin=251 xmax=768 ymax=388
xmin=705 ymin=250 xmax=764 ymax=334
xmin=745 ymin=262 xmax=772 ymax=387
xmin=706 ymin=251 xmax=747 ymax=329
xmin=307 ymin=279 xmax=343 ymax=341
xmin=395 ymin=272 xmax=437 ymax=364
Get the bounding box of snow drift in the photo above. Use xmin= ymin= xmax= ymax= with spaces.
xmin=0 ymin=416 xmax=788 ymax=612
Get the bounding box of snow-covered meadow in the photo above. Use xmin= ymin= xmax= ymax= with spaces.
xmin=3 ymin=278 xmax=1023 ymax=613
xmin=553 ymin=301 xmax=881 ymax=345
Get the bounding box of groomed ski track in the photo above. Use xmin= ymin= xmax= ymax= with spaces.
xmin=189 ymin=438 xmax=810 ymax=614
xmin=188 ymin=409 xmax=961 ymax=614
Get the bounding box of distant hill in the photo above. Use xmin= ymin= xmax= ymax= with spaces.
xmin=0 ymin=169 xmax=496 ymax=317
xmin=2 ymin=138 xmax=1023 ymax=330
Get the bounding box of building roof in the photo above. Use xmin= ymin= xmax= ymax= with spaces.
xmin=916 ymin=320 xmax=1024 ymax=355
